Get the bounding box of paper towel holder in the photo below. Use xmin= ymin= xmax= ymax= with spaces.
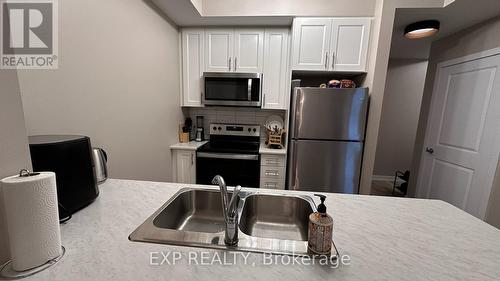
xmin=0 ymin=170 xmax=65 ymax=279
xmin=0 ymin=246 xmax=65 ymax=280
xmin=18 ymin=169 xmax=40 ymax=178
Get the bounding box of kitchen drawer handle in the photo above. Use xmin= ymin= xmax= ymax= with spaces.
xmin=265 ymin=170 xmax=279 ymax=176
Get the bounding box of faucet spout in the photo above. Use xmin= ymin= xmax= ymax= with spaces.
xmin=212 ymin=175 xmax=240 ymax=246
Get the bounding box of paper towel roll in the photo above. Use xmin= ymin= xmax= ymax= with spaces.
xmin=1 ymin=172 xmax=62 ymax=271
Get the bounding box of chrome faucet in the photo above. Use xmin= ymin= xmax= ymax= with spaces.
xmin=211 ymin=175 xmax=241 ymax=246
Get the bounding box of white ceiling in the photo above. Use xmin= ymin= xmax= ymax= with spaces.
xmin=390 ymin=0 xmax=500 ymax=59
xmin=151 ymin=0 xmax=376 ymax=27
xmin=151 ymin=0 xmax=293 ymax=26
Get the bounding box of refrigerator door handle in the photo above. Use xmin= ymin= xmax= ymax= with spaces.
xmin=288 ymin=141 xmax=298 ymax=189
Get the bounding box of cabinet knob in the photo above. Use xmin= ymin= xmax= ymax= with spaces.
xmin=426 ymin=147 xmax=434 ymax=154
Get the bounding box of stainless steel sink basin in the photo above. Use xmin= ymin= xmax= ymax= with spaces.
xmin=153 ymin=190 xmax=228 ymax=233
xmin=239 ymin=194 xmax=312 ymax=241
xmin=130 ymin=188 xmax=337 ymax=257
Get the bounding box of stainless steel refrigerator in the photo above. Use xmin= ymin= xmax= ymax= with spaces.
xmin=287 ymin=86 xmax=369 ymax=194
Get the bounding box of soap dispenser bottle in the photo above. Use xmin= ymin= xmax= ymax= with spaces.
xmin=308 ymin=194 xmax=333 ymax=256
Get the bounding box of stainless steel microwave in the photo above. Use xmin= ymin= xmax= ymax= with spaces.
xmin=203 ymin=72 xmax=262 ymax=107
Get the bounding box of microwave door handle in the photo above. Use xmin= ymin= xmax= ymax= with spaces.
xmin=247 ymin=78 xmax=252 ymax=101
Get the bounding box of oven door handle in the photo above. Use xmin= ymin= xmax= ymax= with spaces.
xmin=197 ymin=152 xmax=258 ymax=161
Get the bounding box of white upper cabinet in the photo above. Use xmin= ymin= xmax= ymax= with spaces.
xmin=292 ymin=17 xmax=371 ymax=72
xmin=234 ymin=29 xmax=264 ymax=72
xmin=330 ymin=18 xmax=371 ymax=72
xmin=262 ymin=28 xmax=289 ymax=110
xmin=291 ymin=18 xmax=332 ymax=71
xmin=205 ymin=28 xmax=264 ymax=73
xmin=181 ymin=28 xmax=204 ymax=107
xmin=205 ymin=29 xmax=233 ymax=72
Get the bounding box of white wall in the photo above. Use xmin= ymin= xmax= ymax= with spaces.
xmin=17 ymin=0 xmax=183 ymax=182
xmin=374 ymin=59 xmax=428 ymax=177
xmin=0 ymin=70 xmax=32 ymax=265
xmin=359 ymin=0 xmax=450 ymax=195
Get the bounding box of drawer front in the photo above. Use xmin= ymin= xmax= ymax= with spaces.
xmin=260 ymin=165 xmax=285 ymax=179
xmin=260 ymin=178 xmax=285 ymax=190
xmin=261 ymin=154 xmax=285 ymax=167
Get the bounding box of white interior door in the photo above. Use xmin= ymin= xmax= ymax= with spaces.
xmin=234 ymin=29 xmax=264 ymax=72
xmin=418 ymin=53 xmax=500 ymax=219
xmin=205 ymin=29 xmax=233 ymax=72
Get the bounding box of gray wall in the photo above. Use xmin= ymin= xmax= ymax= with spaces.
xmin=374 ymin=59 xmax=428 ymax=177
xmin=0 ymin=70 xmax=32 ymax=264
xmin=17 ymin=0 xmax=183 ymax=182
xmin=409 ymin=15 xmax=500 ymax=228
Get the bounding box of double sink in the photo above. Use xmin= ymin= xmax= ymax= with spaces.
xmin=129 ymin=188 xmax=336 ymax=256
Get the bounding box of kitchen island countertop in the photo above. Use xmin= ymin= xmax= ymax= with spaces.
xmin=24 ymin=179 xmax=500 ymax=281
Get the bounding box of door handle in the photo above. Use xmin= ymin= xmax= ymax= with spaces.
xmin=247 ymin=78 xmax=252 ymax=101
xmin=426 ymin=147 xmax=434 ymax=154
xmin=331 ymin=52 xmax=335 ymax=69
xmin=234 ymin=57 xmax=237 ymax=71
xmin=325 ymin=52 xmax=329 ymax=69
xmin=228 ymin=57 xmax=231 ymax=71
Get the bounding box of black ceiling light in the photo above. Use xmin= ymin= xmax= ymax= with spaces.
xmin=404 ymin=20 xmax=440 ymax=39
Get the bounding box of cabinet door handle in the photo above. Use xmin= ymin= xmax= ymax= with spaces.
xmin=265 ymin=170 xmax=279 ymax=176
xmin=325 ymin=52 xmax=329 ymax=69
xmin=262 ymin=93 xmax=266 ymax=107
xmin=191 ymin=154 xmax=194 ymax=165
xmin=331 ymin=52 xmax=335 ymax=69
xmin=426 ymin=147 xmax=434 ymax=154
xmin=234 ymin=57 xmax=237 ymax=71
xmin=228 ymin=57 xmax=231 ymax=71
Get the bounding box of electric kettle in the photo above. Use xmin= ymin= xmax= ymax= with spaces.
xmin=92 ymin=147 xmax=108 ymax=184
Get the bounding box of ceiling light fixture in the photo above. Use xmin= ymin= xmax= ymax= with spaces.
xmin=404 ymin=20 xmax=440 ymax=39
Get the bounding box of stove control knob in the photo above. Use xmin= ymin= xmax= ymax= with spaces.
xmin=253 ymin=128 xmax=257 ymax=132
xmin=218 ymin=127 xmax=222 ymax=131
xmin=248 ymin=128 xmax=251 ymax=132
xmin=213 ymin=126 xmax=217 ymax=131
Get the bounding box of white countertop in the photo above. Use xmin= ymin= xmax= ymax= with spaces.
xmin=170 ymin=141 xmax=208 ymax=150
xmin=259 ymin=144 xmax=287 ymax=155
xmin=26 ymin=179 xmax=500 ymax=281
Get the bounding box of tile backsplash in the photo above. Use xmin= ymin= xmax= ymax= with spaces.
xmin=185 ymin=107 xmax=286 ymax=141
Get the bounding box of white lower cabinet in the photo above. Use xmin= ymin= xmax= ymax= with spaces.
xmin=172 ymin=149 xmax=196 ymax=184
xmin=260 ymin=154 xmax=286 ymax=189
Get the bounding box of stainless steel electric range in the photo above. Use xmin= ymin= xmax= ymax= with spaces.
xmin=196 ymin=123 xmax=261 ymax=188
